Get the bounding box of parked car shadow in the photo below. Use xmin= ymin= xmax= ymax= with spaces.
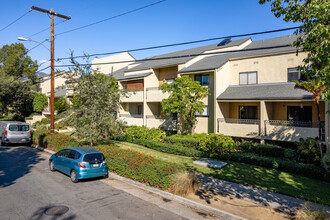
xmin=0 ymin=145 xmax=45 ymax=187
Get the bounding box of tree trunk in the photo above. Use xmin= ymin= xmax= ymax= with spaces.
xmin=316 ymin=102 xmax=323 ymax=158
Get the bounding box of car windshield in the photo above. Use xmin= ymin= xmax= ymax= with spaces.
xmin=83 ymin=153 xmax=105 ymax=164
xmin=8 ymin=125 xmax=30 ymax=131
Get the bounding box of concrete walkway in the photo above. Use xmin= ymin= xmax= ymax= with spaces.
xmin=196 ymin=174 xmax=330 ymax=215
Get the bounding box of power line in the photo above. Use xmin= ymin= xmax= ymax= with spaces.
xmin=26 ymin=39 xmax=49 ymax=53
xmin=55 ymin=0 xmax=166 ymax=36
xmin=55 ymin=44 xmax=294 ymax=68
xmin=57 ymin=26 xmax=300 ymax=61
xmin=28 ymin=20 xmax=67 ymax=38
xmin=0 ymin=10 xmax=31 ymax=32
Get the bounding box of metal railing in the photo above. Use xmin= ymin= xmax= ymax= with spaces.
xmin=146 ymin=115 xmax=167 ymax=119
xmin=119 ymin=114 xmax=143 ymax=118
xmin=146 ymin=87 xmax=161 ymax=91
xmin=217 ymin=118 xmax=260 ymax=125
xmin=265 ymin=120 xmax=324 ymax=128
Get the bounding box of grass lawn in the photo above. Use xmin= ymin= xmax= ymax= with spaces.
xmin=115 ymin=141 xmax=330 ymax=205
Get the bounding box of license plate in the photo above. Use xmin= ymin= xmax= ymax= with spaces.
xmin=93 ymin=164 xmax=99 ymax=168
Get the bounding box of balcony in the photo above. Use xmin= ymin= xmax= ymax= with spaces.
xmin=264 ymin=120 xmax=324 ymax=142
xmin=217 ymin=118 xmax=260 ymax=138
xmin=146 ymin=87 xmax=169 ymax=102
xmin=121 ymin=89 xmax=144 ymax=102
xmin=119 ymin=114 xmax=143 ymax=126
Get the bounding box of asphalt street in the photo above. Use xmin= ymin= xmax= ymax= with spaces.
xmin=0 ymin=146 xmax=189 ymax=220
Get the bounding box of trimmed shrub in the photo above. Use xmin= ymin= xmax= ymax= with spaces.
xmin=96 ymin=145 xmax=182 ymax=189
xmin=218 ymin=153 xmax=330 ymax=182
xmin=54 ymin=97 xmax=69 ymax=113
xmin=131 ymin=139 xmax=206 ymax=157
xmin=198 ymin=133 xmax=236 ymax=156
xmin=33 ymin=92 xmax=48 ymax=113
xmin=124 ymin=126 xmax=165 ymax=141
xmin=239 ymin=141 xmax=285 ymax=157
xmin=295 ymin=138 xmax=321 ymax=165
xmin=43 ymin=133 xmax=78 ymax=151
xmin=32 ymin=129 xmax=50 ymax=147
xmin=164 ymin=136 xmax=199 ymax=149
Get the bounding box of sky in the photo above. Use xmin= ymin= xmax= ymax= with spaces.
xmin=0 ymin=0 xmax=298 ymax=74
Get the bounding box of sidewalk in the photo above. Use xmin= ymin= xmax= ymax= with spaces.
xmin=196 ymin=174 xmax=330 ymax=215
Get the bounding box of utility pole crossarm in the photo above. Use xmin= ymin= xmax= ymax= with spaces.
xmin=31 ymin=6 xmax=71 ymax=20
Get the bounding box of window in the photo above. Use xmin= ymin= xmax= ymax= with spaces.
xmin=137 ymin=105 xmax=143 ymax=115
xmin=83 ymin=153 xmax=105 ymax=164
xmin=287 ymin=106 xmax=312 ymax=122
xmin=288 ymin=68 xmax=303 ymax=82
xmin=57 ymin=149 xmax=70 ymax=158
xmin=239 ymin=72 xmax=257 ymax=85
xmin=165 ymin=78 xmax=174 ymax=84
xmin=196 ymin=106 xmax=209 ymax=117
xmin=68 ymin=150 xmax=81 ymax=159
xmin=239 ymin=106 xmax=258 ymax=120
xmin=8 ymin=124 xmax=30 ymax=131
xmin=194 ymin=74 xmax=209 ymax=85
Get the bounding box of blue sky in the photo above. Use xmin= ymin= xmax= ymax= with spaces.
xmin=0 ymin=0 xmax=297 ymax=74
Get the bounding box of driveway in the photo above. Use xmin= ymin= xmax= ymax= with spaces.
xmin=0 ymin=146 xmax=191 ymax=220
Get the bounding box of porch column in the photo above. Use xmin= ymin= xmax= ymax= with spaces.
xmin=260 ymin=101 xmax=267 ymax=143
xmin=143 ymin=79 xmax=147 ymax=126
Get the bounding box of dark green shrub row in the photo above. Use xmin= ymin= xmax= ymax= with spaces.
xmin=163 ymin=136 xmax=199 ymax=149
xmin=239 ymin=141 xmax=285 ymax=157
xmin=218 ymin=153 xmax=330 ymax=182
xmin=124 ymin=126 xmax=165 ymax=141
xmin=198 ymin=133 xmax=236 ymax=156
xmin=112 ymin=135 xmax=205 ymax=157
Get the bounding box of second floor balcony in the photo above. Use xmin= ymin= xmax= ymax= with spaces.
xmin=146 ymin=87 xmax=169 ymax=102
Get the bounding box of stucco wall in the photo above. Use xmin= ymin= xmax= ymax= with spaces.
xmin=229 ymin=52 xmax=306 ymax=85
xmin=92 ymin=52 xmax=135 ymax=74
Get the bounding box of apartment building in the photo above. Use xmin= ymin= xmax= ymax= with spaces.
xmin=92 ymin=35 xmax=329 ymax=145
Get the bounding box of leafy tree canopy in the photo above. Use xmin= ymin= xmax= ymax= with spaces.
xmin=160 ymin=76 xmax=209 ymax=135
xmin=33 ymin=92 xmax=48 ymax=113
xmin=0 ymin=43 xmax=38 ymax=83
xmin=67 ymin=55 xmax=126 ymax=145
xmin=259 ymin=0 xmax=329 ymax=99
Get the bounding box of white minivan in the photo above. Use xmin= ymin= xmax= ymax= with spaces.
xmin=0 ymin=121 xmax=31 ymax=145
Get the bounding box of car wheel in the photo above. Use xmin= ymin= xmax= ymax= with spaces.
xmin=104 ymin=172 xmax=109 ymax=179
xmin=49 ymin=160 xmax=56 ymax=172
xmin=70 ymin=170 xmax=78 ymax=183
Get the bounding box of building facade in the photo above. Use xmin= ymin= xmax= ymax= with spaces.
xmin=92 ymin=35 xmax=329 ymax=146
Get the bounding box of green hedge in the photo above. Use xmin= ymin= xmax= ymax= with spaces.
xmin=239 ymin=142 xmax=285 ymax=157
xmin=124 ymin=126 xmax=166 ymax=141
xmin=163 ymin=136 xmax=199 ymax=149
xmin=218 ymin=153 xmax=330 ymax=182
xmin=112 ymin=135 xmax=205 ymax=157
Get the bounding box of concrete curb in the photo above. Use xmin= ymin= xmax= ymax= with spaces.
xmin=30 ymin=144 xmax=245 ymax=220
xmin=105 ymin=172 xmax=246 ymax=220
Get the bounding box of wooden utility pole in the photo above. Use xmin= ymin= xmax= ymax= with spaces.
xmin=31 ymin=6 xmax=71 ymax=134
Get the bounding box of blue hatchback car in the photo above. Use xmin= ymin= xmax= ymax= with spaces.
xmin=49 ymin=147 xmax=108 ymax=183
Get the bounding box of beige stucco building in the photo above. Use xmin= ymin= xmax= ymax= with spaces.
xmin=92 ymin=35 xmax=329 ymax=146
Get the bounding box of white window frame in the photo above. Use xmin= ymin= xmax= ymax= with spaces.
xmin=239 ymin=71 xmax=257 ymax=85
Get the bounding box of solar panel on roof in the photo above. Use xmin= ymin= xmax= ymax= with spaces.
xmin=217 ymin=38 xmax=232 ymax=46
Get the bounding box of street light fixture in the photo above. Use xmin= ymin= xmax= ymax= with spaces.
xmin=18 ymin=37 xmax=51 ymax=52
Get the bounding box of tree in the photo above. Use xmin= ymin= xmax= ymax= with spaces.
xmin=33 ymin=92 xmax=48 ymax=113
xmin=160 ymin=76 xmax=209 ymax=135
xmin=54 ymin=97 xmax=69 ymax=113
xmin=67 ymin=55 xmax=125 ymax=146
xmin=294 ymin=79 xmax=326 ymax=156
xmin=0 ymin=43 xmax=38 ymax=83
xmin=259 ymin=0 xmax=329 ymax=100
xmin=0 ymin=81 xmax=34 ymax=121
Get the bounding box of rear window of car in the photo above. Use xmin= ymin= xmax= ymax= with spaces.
xmin=83 ymin=153 xmax=105 ymax=164
xmin=8 ymin=125 xmax=30 ymax=131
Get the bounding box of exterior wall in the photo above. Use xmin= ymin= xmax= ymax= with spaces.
xmin=218 ymin=122 xmax=259 ymax=138
xmin=38 ymin=74 xmax=67 ymax=95
xmin=92 ymin=52 xmax=135 ymax=74
xmin=195 ymin=117 xmax=209 ymax=133
xmin=121 ymin=91 xmax=143 ymax=102
xmin=264 ymin=124 xmax=318 ymax=141
xmin=229 ymin=52 xmax=306 ymax=85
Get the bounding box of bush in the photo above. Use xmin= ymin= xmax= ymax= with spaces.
xmin=124 ymin=126 xmax=165 ymax=141
xmin=131 ymin=139 xmax=206 ymax=157
xmin=164 ymin=136 xmax=199 ymax=149
xmin=170 ymin=171 xmax=200 ymax=196
xmin=32 ymin=118 xmax=50 ymax=129
xmin=54 ymin=97 xmax=69 ymax=113
xmin=96 ymin=145 xmax=182 ymax=189
xmin=43 ymin=133 xmax=78 ymax=151
xmin=295 ymin=138 xmax=321 ymax=165
xmin=322 ymin=154 xmax=330 ymax=172
xmin=239 ymin=141 xmax=285 ymax=157
xmin=198 ymin=133 xmax=236 ymax=156
xmin=33 ymin=92 xmax=48 ymax=113
xmin=32 ymin=129 xmax=50 ymax=147
xmin=218 ymin=153 xmax=330 ymax=182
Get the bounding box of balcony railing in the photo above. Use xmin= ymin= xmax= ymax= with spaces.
xmin=119 ymin=114 xmax=143 ymax=118
xmin=218 ymin=118 xmax=260 ymax=125
xmin=265 ymin=120 xmax=324 ymax=128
